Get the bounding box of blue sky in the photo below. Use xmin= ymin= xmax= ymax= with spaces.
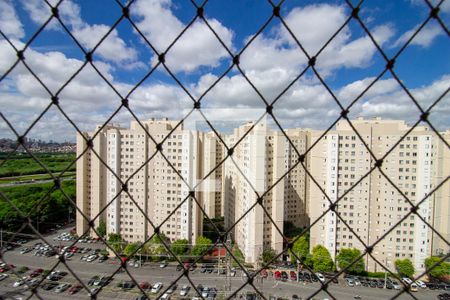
xmin=0 ymin=0 xmax=449 ymax=141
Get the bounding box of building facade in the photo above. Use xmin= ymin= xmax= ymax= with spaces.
xmin=309 ymin=118 xmax=443 ymax=274
xmin=76 ymin=119 xmax=203 ymax=244
xmin=76 ymin=117 xmax=449 ymax=273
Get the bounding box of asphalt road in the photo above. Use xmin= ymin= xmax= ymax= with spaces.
xmin=0 ymin=231 xmax=445 ymax=300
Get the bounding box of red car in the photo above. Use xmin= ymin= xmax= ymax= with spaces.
xmin=290 ymin=270 xmax=297 ymax=281
xmin=68 ymin=284 xmax=82 ymax=295
xmin=274 ymin=271 xmax=281 ymax=280
xmin=30 ymin=268 xmax=43 ymax=277
xmin=139 ymin=281 xmax=151 ymax=289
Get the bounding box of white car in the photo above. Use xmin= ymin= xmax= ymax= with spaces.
xmin=414 ymin=280 xmax=427 ymax=288
xmin=151 ymin=282 xmax=163 ymax=294
xmin=315 ymin=273 xmax=325 ymax=282
xmin=180 ymin=285 xmax=190 ymax=296
xmin=13 ymin=278 xmax=27 ymax=287
xmin=0 ymin=274 xmax=8 ymax=281
xmin=54 ymin=283 xmax=71 ymax=293
xmin=402 ymin=277 xmax=413 ymax=285
xmin=161 ymin=293 xmax=171 ymax=300
xmin=86 ymin=254 xmax=98 ymax=262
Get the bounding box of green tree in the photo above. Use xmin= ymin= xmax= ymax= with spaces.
xmin=108 ymin=233 xmax=126 ymax=253
xmin=395 ymin=258 xmax=415 ymax=278
xmin=171 ymin=239 xmax=189 ymax=256
xmin=191 ymin=236 xmax=213 ymax=257
xmin=144 ymin=232 xmax=168 ymax=261
xmin=425 ymin=256 xmax=450 ymax=279
xmin=261 ymin=248 xmax=277 ymax=264
xmin=96 ymin=220 xmax=106 ymax=238
xmin=311 ymin=245 xmax=334 ymax=272
xmin=123 ymin=242 xmax=141 ymax=258
xmin=289 ymin=233 xmax=309 ymax=264
xmin=336 ymin=248 xmax=365 ymax=274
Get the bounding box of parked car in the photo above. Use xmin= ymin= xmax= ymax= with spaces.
xmin=160 ymin=261 xmax=168 ymax=268
xmin=122 ymin=281 xmax=136 ymax=290
xmin=41 ymin=282 xmax=58 ymax=290
xmin=167 ymin=283 xmax=177 ymax=294
xmin=151 ymin=282 xmax=163 ymax=294
xmin=410 ymin=283 xmax=418 ymax=292
xmin=402 ymin=277 xmax=413 ymax=285
xmin=345 ymin=278 xmax=355 ymax=287
xmin=290 ymin=270 xmax=297 ymax=281
xmin=274 ymin=271 xmax=281 ymax=281
xmin=139 ymin=281 xmax=151 ymax=290
xmin=316 ymin=273 xmax=325 ymax=282
xmin=0 ymin=274 xmax=8 ymax=281
xmin=54 ymin=283 xmax=71 ymax=293
xmin=415 ymin=280 xmax=427 ymax=289
xmin=281 ymin=271 xmax=288 ymax=282
xmin=30 ymin=268 xmax=43 ymax=277
xmin=68 ymin=284 xmax=82 ymax=295
xmin=161 ymin=293 xmax=170 ymax=300
xmin=180 ymin=285 xmax=190 ymax=296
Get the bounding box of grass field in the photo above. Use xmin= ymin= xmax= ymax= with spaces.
xmin=0 ymin=171 xmax=75 ymax=184
xmin=0 ymin=152 xmax=76 ymax=177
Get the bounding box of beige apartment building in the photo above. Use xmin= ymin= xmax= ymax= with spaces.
xmin=309 ymin=117 xmax=448 ymax=274
xmin=76 ymin=119 xmax=203 ymax=244
xmin=221 ymin=122 xmax=311 ymax=264
xmin=222 ymin=121 xmax=285 ymax=263
xmin=76 ymin=117 xmax=448 ymax=272
xmin=431 ymin=130 xmax=450 ymax=256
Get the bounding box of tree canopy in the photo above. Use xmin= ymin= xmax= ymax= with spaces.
xmin=261 ymin=248 xmax=277 ymax=264
xmin=171 ymin=239 xmax=189 ymax=256
xmin=311 ymin=245 xmax=334 ymax=272
xmin=425 ymin=256 xmax=450 ymax=279
xmin=289 ymin=233 xmax=309 ymax=264
xmin=191 ymin=236 xmax=213 ymax=257
xmin=336 ymin=248 xmax=365 ymax=274
xmin=395 ymin=258 xmax=415 ymax=278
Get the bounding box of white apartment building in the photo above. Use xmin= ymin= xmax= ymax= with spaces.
xmin=76 ymin=119 xmax=202 ymax=244
xmin=223 ymin=121 xmax=285 ymax=264
xmin=77 ymin=117 xmax=448 ymax=272
xmin=309 ymin=117 xmax=442 ymax=274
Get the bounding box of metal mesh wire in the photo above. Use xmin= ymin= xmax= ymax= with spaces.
xmin=0 ymin=0 xmax=449 ymax=299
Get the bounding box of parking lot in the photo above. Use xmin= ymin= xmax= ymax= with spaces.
xmin=0 ymin=229 xmax=448 ymax=299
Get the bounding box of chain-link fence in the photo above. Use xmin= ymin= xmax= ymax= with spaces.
xmin=0 ymin=0 xmax=449 ymax=299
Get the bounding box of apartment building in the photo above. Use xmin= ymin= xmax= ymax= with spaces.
xmin=77 ymin=117 xmax=448 ymax=271
xmin=222 ymin=121 xmax=285 ymax=263
xmin=284 ymin=129 xmax=311 ymax=229
xmin=201 ymin=132 xmax=225 ymax=219
xmin=309 ymin=118 xmax=439 ymax=273
xmin=431 ymin=130 xmax=450 ymax=256
xmin=76 ymin=119 xmax=202 ymax=244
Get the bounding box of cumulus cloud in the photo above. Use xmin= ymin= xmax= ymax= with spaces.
xmin=21 ymin=0 xmax=139 ymax=66
xmin=0 ymin=1 xmax=25 ymax=39
xmin=392 ymin=23 xmax=444 ymax=48
xmin=131 ymin=0 xmax=234 ymax=73
xmin=239 ymin=3 xmax=395 ymax=98
xmin=0 ymin=1 xmax=448 ymax=142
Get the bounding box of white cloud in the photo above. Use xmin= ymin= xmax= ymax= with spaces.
xmin=72 ymin=24 xmax=139 ymax=65
xmin=410 ymin=0 xmax=450 ymax=13
xmin=21 ymin=0 xmax=139 ymax=66
xmin=131 ymin=0 xmax=234 ymax=73
xmin=393 ymin=23 xmax=444 ymax=48
xmin=242 ymin=3 xmax=394 ymax=75
xmin=21 ymin=0 xmax=83 ymax=30
xmin=0 ymin=1 xmax=25 ymax=39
